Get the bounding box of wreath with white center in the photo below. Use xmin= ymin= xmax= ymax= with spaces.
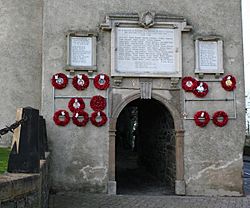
xmin=53 ymin=110 xmax=70 ymax=126
xmin=90 ymin=111 xmax=107 ymax=127
xmin=72 ymin=110 xmax=89 ymax=127
xmin=221 ymin=75 xmax=236 ymax=91
xmin=51 ymin=73 xmax=68 ymax=89
xmin=93 ymin=74 xmax=110 ymax=90
xmin=194 ymin=111 xmax=210 ymax=127
xmin=193 ymin=81 xmax=209 ymax=98
xmin=68 ymin=98 xmax=85 ymax=112
xmin=72 ymin=74 xmax=89 ymax=90
xmin=182 ymin=76 xmax=197 ymax=92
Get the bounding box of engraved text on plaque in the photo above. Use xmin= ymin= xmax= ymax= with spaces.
xmin=198 ymin=41 xmax=218 ymax=71
xmin=116 ymin=28 xmax=176 ymax=74
xmin=70 ymin=37 xmax=92 ymax=66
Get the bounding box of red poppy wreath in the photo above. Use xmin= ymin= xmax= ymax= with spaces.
xmin=51 ymin=73 xmax=68 ymax=89
xmin=194 ymin=111 xmax=210 ymax=127
xmin=90 ymin=95 xmax=106 ymax=111
xmin=72 ymin=74 xmax=89 ymax=90
xmin=90 ymin=111 xmax=107 ymax=127
xmin=182 ymin=76 xmax=197 ymax=92
xmin=72 ymin=110 xmax=89 ymax=127
xmin=212 ymin=111 xmax=228 ymax=127
xmin=221 ymin=75 xmax=236 ymax=91
xmin=193 ymin=81 xmax=209 ymax=98
xmin=93 ymin=74 xmax=110 ymax=90
xmin=68 ymin=98 xmax=85 ymax=112
xmin=53 ymin=110 xmax=70 ymax=126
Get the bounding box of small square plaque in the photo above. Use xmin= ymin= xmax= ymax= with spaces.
xmin=195 ymin=38 xmax=224 ymax=74
xmin=66 ymin=32 xmax=97 ymax=71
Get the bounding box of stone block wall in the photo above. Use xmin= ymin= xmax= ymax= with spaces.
xmin=0 ymin=153 xmax=50 ymax=208
xmin=0 ymin=0 xmax=43 ymax=146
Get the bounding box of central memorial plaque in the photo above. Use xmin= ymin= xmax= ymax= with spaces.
xmin=116 ymin=28 xmax=175 ymax=73
xmin=112 ymin=26 xmax=182 ymax=77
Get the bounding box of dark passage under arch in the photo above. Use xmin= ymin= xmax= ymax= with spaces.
xmin=115 ymin=98 xmax=176 ymax=195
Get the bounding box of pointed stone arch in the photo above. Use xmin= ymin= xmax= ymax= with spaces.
xmin=108 ymin=91 xmax=185 ymax=195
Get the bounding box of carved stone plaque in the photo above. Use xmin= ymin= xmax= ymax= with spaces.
xmin=115 ymin=27 xmax=177 ymax=76
xmin=199 ymin=41 xmax=218 ymax=71
xmin=195 ymin=38 xmax=224 ymax=74
xmin=69 ymin=37 xmax=92 ymax=66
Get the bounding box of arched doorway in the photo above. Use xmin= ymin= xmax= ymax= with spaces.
xmin=115 ymin=98 xmax=176 ymax=195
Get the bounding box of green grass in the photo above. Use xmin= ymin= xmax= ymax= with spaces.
xmin=0 ymin=147 xmax=10 ymax=174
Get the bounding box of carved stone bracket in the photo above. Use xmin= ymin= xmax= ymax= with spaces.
xmin=113 ymin=77 xmax=123 ymax=87
xmin=170 ymin=77 xmax=180 ymax=88
xmin=140 ymin=78 xmax=152 ymax=99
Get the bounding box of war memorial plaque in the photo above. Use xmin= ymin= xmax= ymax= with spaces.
xmin=198 ymin=41 xmax=218 ymax=71
xmin=69 ymin=36 xmax=93 ymax=67
xmin=113 ymin=27 xmax=179 ymax=77
xmin=195 ymin=39 xmax=224 ymax=74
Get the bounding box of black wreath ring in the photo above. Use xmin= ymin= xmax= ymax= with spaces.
xmin=90 ymin=111 xmax=107 ymax=127
xmin=51 ymin=73 xmax=68 ymax=89
xmin=53 ymin=110 xmax=70 ymax=126
xmin=194 ymin=111 xmax=210 ymax=127
xmin=212 ymin=111 xmax=228 ymax=127
xmin=72 ymin=110 xmax=89 ymax=127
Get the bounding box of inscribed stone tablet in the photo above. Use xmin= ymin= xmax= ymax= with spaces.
xmin=116 ymin=28 xmax=176 ymax=74
xmin=70 ymin=37 xmax=92 ymax=66
xmin=198 ymin=41 xmax=218 ymax=71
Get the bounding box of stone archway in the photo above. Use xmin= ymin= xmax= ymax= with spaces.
xmin=108 ymin=92 xmax=185 ymax=195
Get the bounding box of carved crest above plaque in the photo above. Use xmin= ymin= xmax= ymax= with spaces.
xmin=100 ymin=12 xmax=192 ymax=78
xmin=139 ymin=11 xmax=155 ymax=28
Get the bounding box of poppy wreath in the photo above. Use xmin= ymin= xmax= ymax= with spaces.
xmin=212 ymin=111 xmax=229 ymax=127
xmin=72 ymin=74 xmax=89 ymax=90
xmin=194 ymin=111 xmax=210 ymax=127
xmin=90 ymin=111 xmax=107 ymax=127
xmin=93 ymin=74 xmax=110 ymax=90
xmin=53 ymin=110 xmax=70 ymax=126
xmin=182 ymin=76 xmax=197 ymax=92
xmin=51 ymin=73 xmax=68 ymax=89
xmin=90 ymin=95 xmax=106 ymax=111
xmin=72 ymin=110 xmax=89 ymax=127
xmin=68 ymin=98 xmax=85 ymax=112
xmin=221 ymin=75 xmax=236 ymax=91
xmin=193 ymin=81 xmax=209 ymax=98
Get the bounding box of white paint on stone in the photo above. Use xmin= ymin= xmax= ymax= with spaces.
xmin=79 ymin=165 xmax=107 ymax=184
xmin=186 ymin=154 xmax=242 ymax=184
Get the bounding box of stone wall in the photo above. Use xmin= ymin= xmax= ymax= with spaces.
xmin=0 ymin=153 xmax=50 ymax=208
xmin=0 ymin=0 xmax=43 ymax=146
xmin=41 ymin=0 xmax=244 ymax=196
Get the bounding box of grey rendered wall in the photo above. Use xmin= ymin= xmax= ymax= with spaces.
xmin=42 ymin=0 xmax=245 ymax=195
xmin=0 ymin=1 xmax=43 ymax=145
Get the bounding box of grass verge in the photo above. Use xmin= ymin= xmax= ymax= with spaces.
xmin=0 ymin=147 xmax=10 ymax=174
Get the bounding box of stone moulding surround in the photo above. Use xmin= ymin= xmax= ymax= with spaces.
xmin=108 ymin=91 xmax=185 ymax=195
